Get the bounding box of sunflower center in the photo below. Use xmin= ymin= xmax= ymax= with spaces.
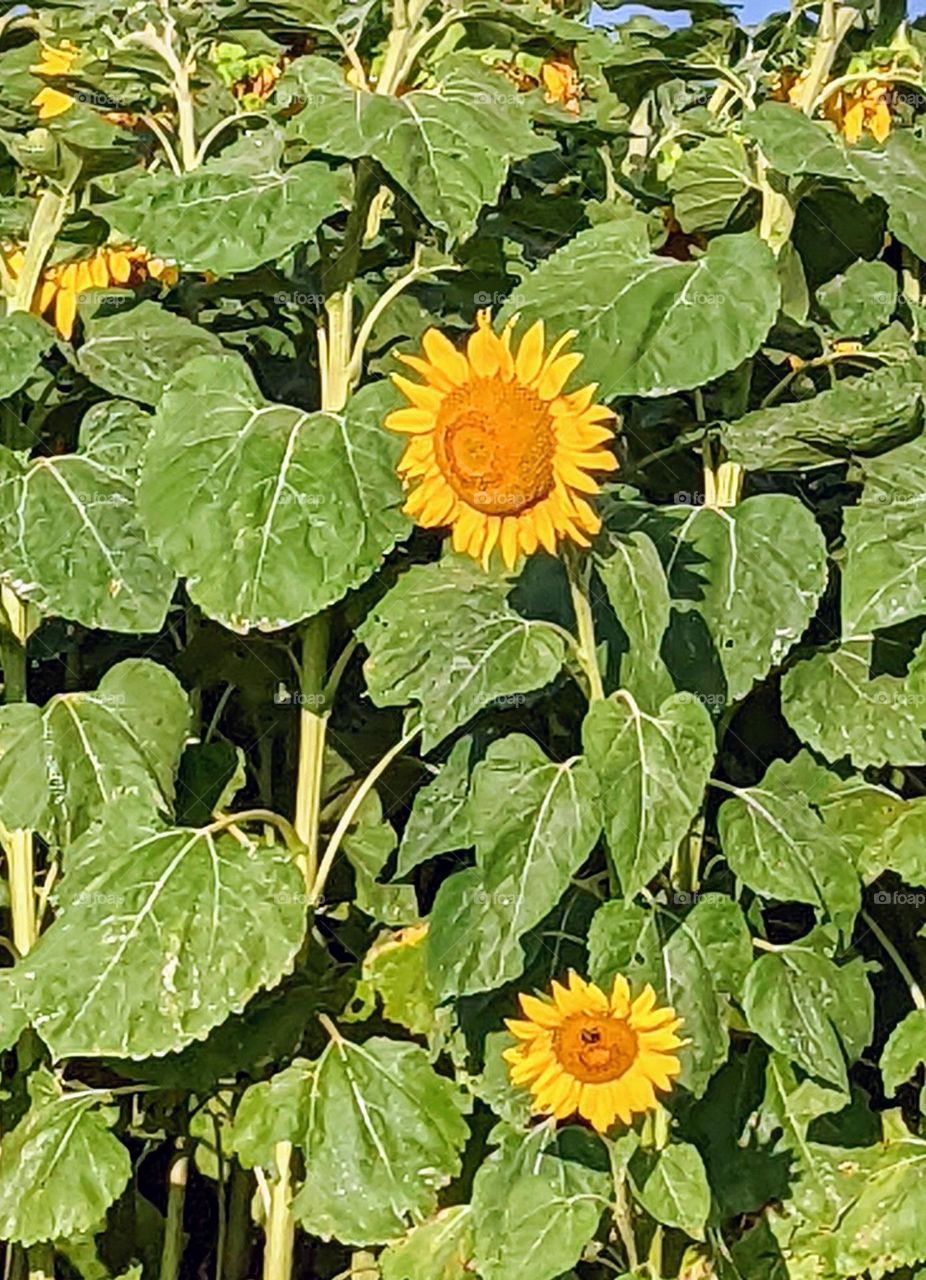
xmin=553 ymin=1014 xmax=638 ymax=1083
xmin=435 ymin=379 xmax=555 ymax=516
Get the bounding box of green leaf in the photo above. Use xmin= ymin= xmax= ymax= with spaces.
xmin=583 ymin=691 xmax=714 ymax=896
xmin=588 ymin=899 xmax=659 ymax=986
xmin=96 ymin=143 xmax=346 ymax=274
xmin=395 ymin=737 xmax=473 ymax=876
xmin=842 ymin=497 xmax=926 ymax=635
xmin=289 ymin=1034 xmax=469 ymax=1246
xmin=634 ymin=1141 xmax=711 ymax=1239
xmin=284 ymin=56 xmax=544 ymax=241
xmin=349 ymin=924 xmax=439 ymax=1038
xmin=380 ymin=1207 xmax=475 ymax=1280
xmin=233 ymin=1060 xmax=313 ymax=1169
xmin=669 ymin=135 xmax=755 ymax=232
xmin=0 ymin=659 xmax=190 ymax=845
xmin=721 ymin=361 xmax=926 ymax=470
xmin=675 ymin=894 xmax=752 ymax=997
xmin=596 ymin=532 xmax=674 ymax=712
xmin=139 ymin=354 xmax=409 ymax=632
xmin=78 ymin=400 xmax=154 ymax=476
xmin=427 ymin=737 xmax=600 ymax=997
xmin=0 ymin=1068 xmax=131 ymax=1245
xmin=817 ymin=260 xmax=897 ymax=336
xmin=667 ymin=496 xmax=827 ymax=702
xmin=0 ymin=313 xmax=52 ymax=398
xmin=741 ymin=103 xmax=859 ymax=180
xmin=717 ymin=753 xmax=861 ymax=933
xmin=882 ymin=1009 xmax=926 ymax=1096
xmin=782 ymin=638 xmax=926 ymax=768
xmin=470 ymin=1126 xmax=609 ymax=1280
xmin=342 ymin=792 xmax=418 ymax=926
xmin=77 ymin=301 xmax=225 ymax=406
xmin=0 ymin=442 xmax=175 ymax=633
xmin=0 ymin=971 xmax=26 ymax=1052
xmin=359 ymin=559 xmax=565 ymax=753
xmin=850 ymin=131 xmax=926 ymax=260
xmin=17 ymin=809 xmax=307 ymax=1059
xmin=743 ymin=946 xmax=873 ymax=1091
xmin=501 ymin=230 xmax=780 ymax=399
xmin=427 ymin=867 xmax=526 ymax=998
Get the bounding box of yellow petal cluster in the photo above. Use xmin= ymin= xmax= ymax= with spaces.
xmin=0 ymin=245 xmax=180 ymax=340
xmin=541 ymin=56 xmax=581 ymax=114
xmin=503 ymin=971 xmax=683 ymax=1134
xmin=30 ymin=41 xmax=80 ymax=120
xmin=385 ymin=309 xmax=616 ymax=569
xmin=822 ymin=78 xmax=892 ymax=144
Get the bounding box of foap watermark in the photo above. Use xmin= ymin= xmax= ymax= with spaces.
xmin=670 ymin=890 xmax=728 ymax=906
xmin=473 ymin=291 xmax=511 ymax=307
xmin=676 ymin=690 xmax=727 ymax=709
xmin=274 ymin=290 xmax=325 ymax=308
xmin=873 ymin=889 xmax=926 ymax=907
xmin=274 ymin=687 xmax=327 ymax=708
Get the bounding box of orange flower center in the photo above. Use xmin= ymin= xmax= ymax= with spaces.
xmin=553 ymin=1014 xmax=638 ymax=1083
xmin=434 ymin=379 xmax=555 ymax=516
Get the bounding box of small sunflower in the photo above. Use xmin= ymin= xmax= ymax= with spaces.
xmin=385 ymin=310 xmax=616 ymax=569
xmin=503 ymin=971 xmax=683 ymax=1134
xmin=541 ymin=55 xmax=581 ymax=114
xmin=822 ymin=77 xmax=892 ymax=144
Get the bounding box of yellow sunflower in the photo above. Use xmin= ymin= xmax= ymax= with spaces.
xmin=385 ymin=309 xmax=616 ymax=569
xmin=503 ymin=971 xmax=683 ymax=1134
xmin=822 ymin=77 xmax=893 ymax=144
xmin=541 ymin=55 xmax=581 ymax=114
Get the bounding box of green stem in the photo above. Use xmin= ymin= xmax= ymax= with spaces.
xmin=26 ymin=1245 xmax=54 ymax=1280
xmin=262 ymin=1143 xmax=294 ymax=1280
xmin=565 ymin=550 xmax=605 ymax=702
xmin=8 ymin=190 xmax=70 ymax=315
xmin=609 ymin=1151 xmax=638 ymax=1273
xmin=294 ymin=616 xmax=330 ymax=890
xmin=221 ymin=1164 xmax=253 ymax=1280
xmin=159 ymin=1148 xmax=188 ymax=1280
xmin=1 ymin=587 xmax=34 ymax=958
xmin=862 ymin=909 xmax=926 ymax=1011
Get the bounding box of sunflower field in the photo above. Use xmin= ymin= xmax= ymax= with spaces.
xmin=4 ymin=0 xmax=926 ymax=1276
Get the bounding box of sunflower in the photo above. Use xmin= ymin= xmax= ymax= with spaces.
xmin=384 ymin=310 xmax=616 ymax=569
xmin=30 ymin=41 xmax=80 ymax=120
xmin=503 ymin=971 xmax=683 ymax=1134
xmin=822 ymin=77 xmax=892 ymax=144
xmin=0 ymin=245 xmax=179 ymax=340
xmin=541 ymin=55 xmax=581 ymax=114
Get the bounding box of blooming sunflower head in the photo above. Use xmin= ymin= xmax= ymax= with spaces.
xmin=503 ymin=971 xmax=683 ymax=1134
xmin=384 ymin=310 xmax=616 ymax=569
xmin=823 ymin=78 xmax=892 ymax=144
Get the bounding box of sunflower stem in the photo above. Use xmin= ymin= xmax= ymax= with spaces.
xmin=8 ymin=188 xmax=71 ymax=315
xmin=608 ymin=1150 xmax=639 ymax=1273
xmin=861 ymin=909 xmax=926 ymax=1011
xmin=565 ymin=550 xmax=605 ymax=703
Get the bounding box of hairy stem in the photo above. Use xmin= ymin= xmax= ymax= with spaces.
xmin=862 ymin=909 xmax=926 ymax=1011
xmin=7 ymin=190 xmax=70 ymax=315
xmin=294 ymin=616 xmax=330 ymax=890
xmin=222 ymin=1164 xmax=253 ymax=1280
xmin=262 ymin=1143 xmax=294 ymax=1280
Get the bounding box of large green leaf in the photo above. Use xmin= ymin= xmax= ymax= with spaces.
xmin=470 ymin=1126 xmax=609 ymax=1280
xmin=850 ymin=131 xmax=926 ymax=260
xmin=427 ymin=736 xmax=600 ymax=997
xmin=95 ymin=142 xmax=346 ymax=274
xmin=842 ymin=498 xmax=926 ymax=634
xmin=717 ymin=752 xmax=861 ymax=933
xmin=500 ymin=229 xmax=780 ymax=399
xmin=0 ymin=1068 xmax=131 ymax=1245
xmin=633 ymin=1141 xmax=711 ymax=1238
xmin=669 ymin=135 xmax=756 ymax=232
xmin=596 ymin=532 xmax=674 ymax=712
xmin=395 ymin=737 xmax=473 ymax=876
xmin=287 ymin=1034 xmax=469 ymax=1246
xmin=741 ymin=103 xmax=859 ymax=180
xmin=667 ymin=496 xmax=827 ymax=702
xmin=0 ymin=659 xmax=190 ymax=845
xmin=0 ymin=441 xmax=175 ymax=632
xmin=782 ymin=638 xmax=926 ymax=768
xmin=16 ymin=808 xmax=307 ymax=1058
xmin=77 ymin=301 xmax=225 ymax=406
xmin=283 ymin=56 xmax=544 ymax=240
xmin=881 ymin=1009 xmax=926 ymax=1096
xmin=721 ymin=362 xmax=926 ymax=470
xmin=743 ymin=945 xmax=873 ymax=1091
xmin=359 ymin=559 xmax=564 ymax=753
xmin=139 ymin=354 xmax=409 ymax=632
xmin=817 ymin=260 xmax=898 ymax=336
xmin=0 ymin=313 xmax=52 ymax=398
xmin=583 ymin=690 xmax=714 ymax=896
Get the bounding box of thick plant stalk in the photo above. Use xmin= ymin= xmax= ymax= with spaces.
xmin=262 ymin=1143 xmax=295 ymax=1280
xmin=565 ymin=549 xmax=605 ymax=703
xmin=1 ymin=587 xmax=35 ymax=959
xmin=159 ymin=1148 xmax=189 ymax=1280
xmin=26 ymin=1246 xmax=54 ymax=1280
xmin=221 ymin=1163 xmax=253 ymax=1280
xmin=6 ymin=191 xmax=69 ymax=315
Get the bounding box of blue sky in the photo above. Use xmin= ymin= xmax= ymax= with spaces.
xmin=590 ymin=0 xmax=926 ymax=26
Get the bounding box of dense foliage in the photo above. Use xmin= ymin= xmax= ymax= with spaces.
xmin=2 ymin=0 xmax=926 ymax=1277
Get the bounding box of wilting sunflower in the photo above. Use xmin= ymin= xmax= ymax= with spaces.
xmin=541 ymin=55 xmax=581 ymax=114
xmin=385 ymin=310 xmax=616 ymax=569
xmin=822 ymin=77 xmax=892 ymax=144
xmin=0 ymin=244 xmax=179 ymax=340
xmin=30 ymin=41 xmax=80 ymax=120
xmin=503 ymin=971 xmax=683 ymax=1134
